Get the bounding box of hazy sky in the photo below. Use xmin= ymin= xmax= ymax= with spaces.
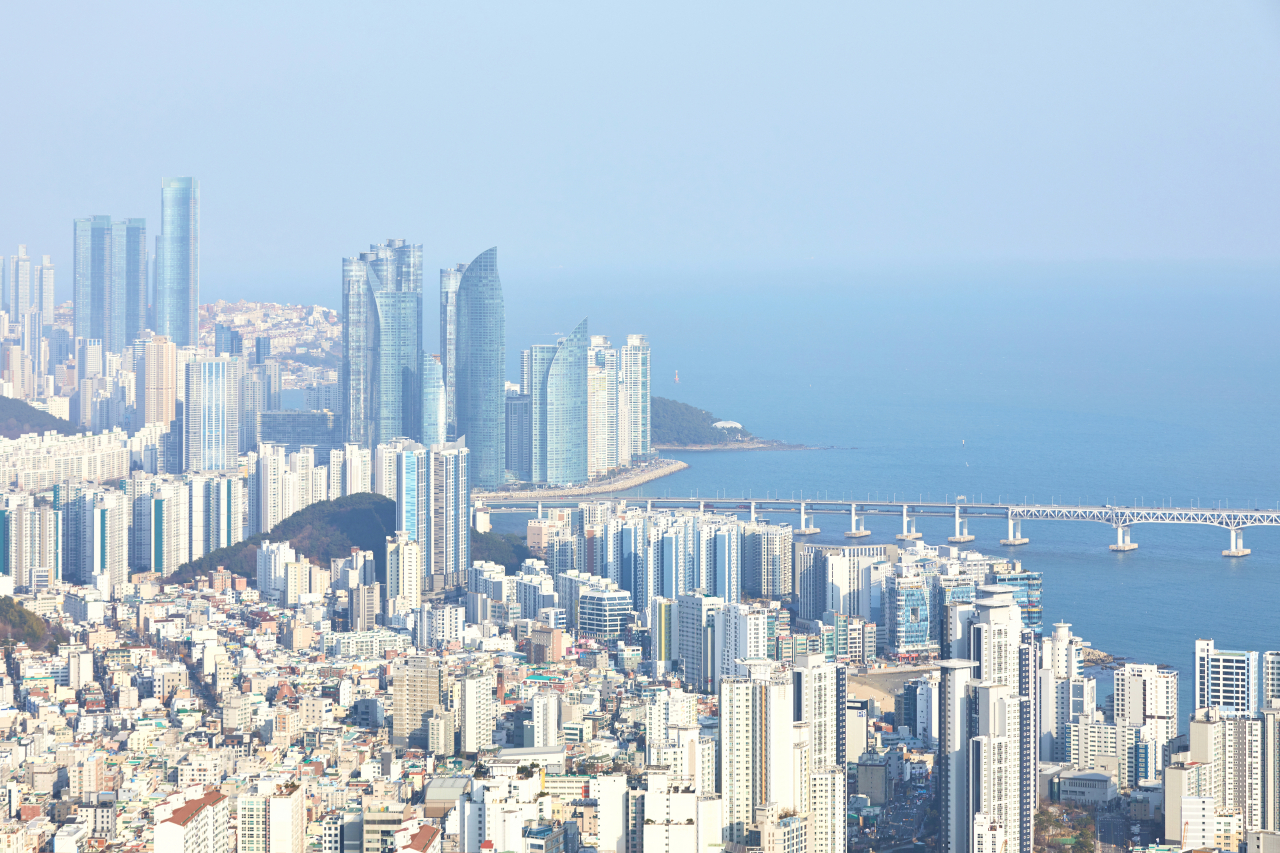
xmin=3 ymin=1 xmax=1279 ymax=314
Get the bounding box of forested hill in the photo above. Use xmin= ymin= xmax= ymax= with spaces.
xmin=0 ymin=397 xmax=77 ymax=440
xmin=651 ymin=396 xmax=752 ymax=446
xmin=0 ymin=595 xmax=70 ymax=652
xmin=165 ymin=492 xmax=398 ymax=586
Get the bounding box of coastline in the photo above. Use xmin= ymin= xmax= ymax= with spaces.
xmin=654 ymin=441 xmax=812 ymax=452
xmin=472 ymin=457 xmax=689 ymax=501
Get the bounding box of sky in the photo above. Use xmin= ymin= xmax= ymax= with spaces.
xmin=2 ymin=2 xmax=1280 ymax=395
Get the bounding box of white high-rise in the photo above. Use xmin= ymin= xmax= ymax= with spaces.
xmin=385 ymin=533 xmax=423 ymax=616
xmin=793 ymin=653 xmax=840 ymax=768
xmin=1037 ymin=622 xmax=1097 ymax=761
xmin=587 ymin=335 xmax=618 ymax=479
xmin=531 ymin=690 xmax=562 ymax=748
xmin=713 ymin=602 xmax=772 ymax=689
xmin=618 ymin=334 xmax=650 ymax=463
xmin=676 ymin=593 xmax=724 ymax=694
xmin=459 ymin=671 xmax=496 ymax=755
xmin=1263 ymin=651 xmax=1280 ymax=706
xmin=1112 ymin=663 xmax=1179 ymax=769
xmin=939 ymin=587 xmax=1037 ymax=853
xmin=1196 ymin=639 xmax=1259 ymax=714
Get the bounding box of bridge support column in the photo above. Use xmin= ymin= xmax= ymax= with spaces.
xmin=537 ymin=501 xmax=542 ymax=519
xmin=896 ymin=505 xmax=922 ymax=540
xmin=1001 ymin=516 xmax=1029 ymax=546
xmin=1109 ymin=525 xmax=1138 ymax=552
xmin=846 ymin=505 xmax=870 ymax=538
xmin=797 ymin=501 xmax=819 ymax=535
xmin=948 ymin=505 xmax=975 ymax=543
xmin=1224 ymin=528 xmax=1251 ymax=557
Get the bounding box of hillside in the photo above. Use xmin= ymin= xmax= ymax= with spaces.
xmin=651 ymin=396 xmax=752 ymax=446
xmin=0 ymin=397 xmax=77 ymax=440
xmin=165 ymin=492 xmax=398 ymax=586
xmin=472 ymin=529 xmax=532 ymax=573
xmin=0 ymin=595 xmax=70 ymax=652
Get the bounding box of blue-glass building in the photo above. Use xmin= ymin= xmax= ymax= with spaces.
xmin=545 ymin=318 xmax=589 ymax=485
xmin=342 ymin=239 xmax=423 ymax=447
xmin=73 ymin=216 xmax=147 ymax=353
xmin=156 ymin=178 xmax=199 ymax=347
xmin=454 ymin=247 xmax=505 ymax=488
xmin=524 ymin=318 xmax=588 ymax=485
xmin=422 ymin=354 xmax=446 ymax=447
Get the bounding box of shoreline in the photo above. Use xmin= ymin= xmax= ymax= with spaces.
xmin=655 ymin=441 xmax=813 ymax=452
xmin=473 ymin=457 xmax=689 ymax=501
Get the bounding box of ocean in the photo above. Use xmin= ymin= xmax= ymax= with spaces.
xmin=497 ymin=264 xmax=1280 ymax=726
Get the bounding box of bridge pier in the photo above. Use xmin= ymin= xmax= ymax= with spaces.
xmin=796 ymin=501 xmax=820 ymax=535
xmin=896 ymin=505 xmax=922 ymax=540
xmin=1109 ymin=525 xmax=1138 ymax=552
xmin=1001 ymin=517 xmax=1029 ymax=546
xmin=846 ymin=505 xmax=870 ymax=538
xmin=1223 ymin=528 xmax=1251 ymax=557
xmin=948 ymin=506 xmax=975 ymax=543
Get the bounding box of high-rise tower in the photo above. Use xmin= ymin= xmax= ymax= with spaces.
xmin=939 ymin=586 xmax=1038 ymax=853
xmin=439 ymin=262 xmax=467 ymax=440
xmin=454 ymin=247 xmax=505 ymax=488
xmin=74 ymin=217 xmax=147 ymax=353
xmin=341 ymin=239 xmax=423 ymax=447
xmin=524 ymin=318 xmax=589 ymax=486
xmin=156 ymin=178 xmax=199 ymax=347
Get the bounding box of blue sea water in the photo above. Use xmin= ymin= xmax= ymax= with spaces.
xmin=497 ymin=263 xmax=1280 ymax=727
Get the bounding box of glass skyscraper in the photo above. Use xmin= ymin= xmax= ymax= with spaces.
xmin=545 ymin=318 xmax=589 ymax=485
xmin=439 ymin=262 xmax=467 ymax=440
xmin=342 ymin=239 xmax=423 ymax=448
xmin=422 ymin=354 xmax=446 ymax=448
xmin=156 ymin=178 xmax=199 ymax=347
xmin=73 ymin=216 xmax=147 ymax=353
xmin=524 ymin=318 xmax=589 ymax=485
xmin=454 ymin=247 xmax=505 ymax=488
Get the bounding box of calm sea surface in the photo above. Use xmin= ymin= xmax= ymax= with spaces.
xmin=496 ymin=266 xmax=1280 ymax=727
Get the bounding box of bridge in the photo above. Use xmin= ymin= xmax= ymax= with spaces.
xmin=477 ymin=497 xmax=1279 ymax=556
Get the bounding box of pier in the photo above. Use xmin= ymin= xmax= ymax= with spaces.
xmin=477 ymin=496 xmax=1279 ymax=556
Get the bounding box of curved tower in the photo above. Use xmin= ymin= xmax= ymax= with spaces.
xmin=455 ymin=247 xmax=505 ymax=488
xmin=545 ymin=318 xmax=588 ymax=485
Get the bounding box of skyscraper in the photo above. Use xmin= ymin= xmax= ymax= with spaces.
xmin=75 ymin=217 xmax=146 ymax=353
xmin=524 ymin=318 xmax=589 ymax=486
xmin=156 ymin=178 xmax=199 ymax=347
xmin=587 ymin=336 xmax=618 ymax=479
xmin=1112 ymin=662 xmax=1178 ymax=770
xmin=504 ymin=387 xmax=532 ymax=482
xmin=439 ymin=262 xmax=467 ymax=440
xmin=341 ymin=239 xmax=423 ymax=447
xmin=1196 ymin=638 xmax=1259 ymax=714
xmin=184 ymin=357 xmax=242 ymax=472
xmin=620 ymin=333 xmax=651 ymax=461
xmin=394 ymin=439 xmax=470 ymax=589
xmin=8 ymin=246 xmax=32 ymax=319
xmin=939 ymin=587 xmax=1038 ymax=853
xmin=136 ymin=336 xmax=178 ymax=430
xmin=454 ymin=247 xmax=505 ymax=488
xmin=33 ymin=255 xmax=55 ymax=336
xmin=422 ymin=354 xmax=445 ymax=447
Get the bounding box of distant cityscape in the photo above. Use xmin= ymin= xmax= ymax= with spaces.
xmin=0 ymin=176 xmax=1273 ymax=853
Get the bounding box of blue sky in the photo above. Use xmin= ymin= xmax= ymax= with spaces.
xmin=3 ymin=2 xmax=1279 ymax=314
